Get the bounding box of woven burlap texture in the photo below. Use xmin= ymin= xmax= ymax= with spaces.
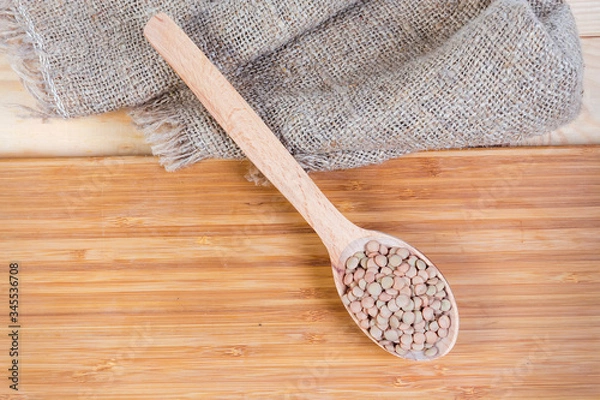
xmin=1 ymin=0 xmax=584 ymax=172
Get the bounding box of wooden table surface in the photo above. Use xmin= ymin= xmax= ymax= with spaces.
xmin=0 ymin=147 xmax=599 ymax=399
xmin=0 ymin=2 xmax=599 ymax=399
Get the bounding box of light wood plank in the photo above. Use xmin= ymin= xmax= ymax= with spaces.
xmin=569 ymin=0 xmax=600 ymax=37
xmin=0 ymin=58 xmax=151 ymax=157
xmin=0 ymin=147 xmax=598 ymax=398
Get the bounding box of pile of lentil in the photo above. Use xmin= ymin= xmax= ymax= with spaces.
xmin=341 ymin=239 xmax=452 ymax=358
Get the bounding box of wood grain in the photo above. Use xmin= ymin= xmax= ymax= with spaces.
xmin=0 ymin=55 xmax=150 ymax=157
xmin=0 ymin=146 xmax=598 ymax=399
xmin=570 ymin=0 xmax=600 ymax=37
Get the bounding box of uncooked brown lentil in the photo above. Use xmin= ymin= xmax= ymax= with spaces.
xmin=384 ymin=329 xmax=399 ymax=342
xmin=346 ymin=256 xmax=359 ymax=270
xmin=358 ymin=279 xmax=367 ymax=290
xmin=402 ymin=311 xmax=415 ymax=325
xmin=412 ymin=297 xmax=422 ymax=310
xmin=379 ymin=292 xmax=393 ymax=302
xmin=361 ymin=296 xmax=375 ymax=309
xmin=375 ymin=254 xmax=388 ymax=267
xmin=422 ymin=307 xmax=434 ymax=321
xmin=424 ymin=347 xmax=438 ymax=357
xmin=367 ymin=282 xmax=382 ymax=296
xmin=342 ymin=239 xmax=453 ymax=359
xmin=438 ymin=315 xmax=451 ymax=329
xmin=388 ymin=254 xmax=402 ymax=267
xmin=425 ymin=330 xmax=438 ymax=344
xmin=381 ymin=276 xmax=394 ymax=289
xmin=366 ymin=240 xmax=380 ymax=253
xmin=370 ymin=326 xmax=383 ymax=340
xmin=413 ymin=332 xmax=425 ymax=344
xmin=441 ymin=299 xmax=452 ymax=312
xmin=380 ymin=305 xmax=393 ymax=318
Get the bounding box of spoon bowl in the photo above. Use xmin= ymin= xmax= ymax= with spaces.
xmin=144 ymin=13 xmax=458 ymax=360
xmin=335 ymin=232 xmax=458 ymax=360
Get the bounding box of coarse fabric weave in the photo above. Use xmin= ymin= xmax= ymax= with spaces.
xmin=0 ymin=0 xmax=584 ymax=172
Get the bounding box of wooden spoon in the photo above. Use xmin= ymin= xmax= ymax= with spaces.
xmin=144 ymin=13 xmax=458 ymax=360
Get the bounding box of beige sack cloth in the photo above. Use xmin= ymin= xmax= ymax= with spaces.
xmin=1 ymin=0 xmax=583 ymax=172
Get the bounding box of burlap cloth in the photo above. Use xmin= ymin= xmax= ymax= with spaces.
xmin=0 ymin=0 xmax=583 ymax=172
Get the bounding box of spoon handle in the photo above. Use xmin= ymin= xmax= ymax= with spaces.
xmin=144 ymin=13 xmax=365 ymax=261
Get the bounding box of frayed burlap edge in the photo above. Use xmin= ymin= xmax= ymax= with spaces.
xmin=129 ymin=101 xmax=212 ymax=172
xmin=129 ymin=91 xmax=273 ymax=184
xmin=0 ymin=0 xmax=68 ymax=117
